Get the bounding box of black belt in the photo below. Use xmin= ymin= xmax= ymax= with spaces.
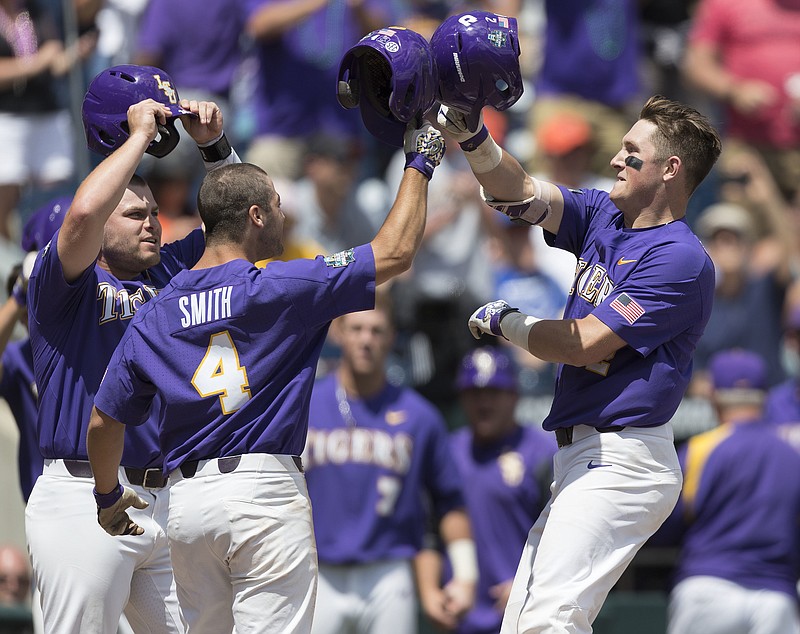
xmin=63 ymin=460 xmax=168 ymax=488
xmin=179 ymin=455 xmax=304 ymax=478
xmin=554 ymin=425 xmax=626 ymax=449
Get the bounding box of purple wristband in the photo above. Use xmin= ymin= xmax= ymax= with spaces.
xmin=404 ymin=153 xmax=436 ymax=180
xmin=458 ymin=125 xmax=490 ymax=152
xmin=93 ymin=483 xmax=123 ymax=509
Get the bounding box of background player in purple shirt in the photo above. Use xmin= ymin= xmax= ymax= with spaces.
xmin=85 ymin=122 xmax=446 ymax=632
xmin=25 ymin=64 xmax=236 ymax=634
xmin=303 ymin=295 xmax=476 ymax=634
xmin=651 ymin=349 xmax=800 ymax=634
xmin=434 ymin=19 xmax=722 ymax=628
xmin=416 ymin=346 xmax=557 ymax=634
xmin=0 ymin=196 xmax=68 ymax=503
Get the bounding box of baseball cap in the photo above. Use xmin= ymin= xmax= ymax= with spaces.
xmin=536 ymin=112 xmax=593 ymax=157
xmin=709 ymin=349 xmax=767 ymax=405
xmin=21 ymin=195 xmax=71 ymax=252
xmin=695 ymin=202 xmax=755 ymax=240
xmin=456 ymin=346 xmax=517 ymax=391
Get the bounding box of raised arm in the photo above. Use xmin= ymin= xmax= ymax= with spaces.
xmin=370 ymin=122 xmax=445 ymax=285
xmin=437 ymin=106 xmax=565 ymax=236
xmin=57 ymin=99 xmax=167 ymax=282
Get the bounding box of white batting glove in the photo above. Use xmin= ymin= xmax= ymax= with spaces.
xmin=94 ymin=483 xmax=148 ymax=536
xmin=404 ymin=122 xmax=446 ymax=180
xmin=468 ymin=300 xmax=519 ymax=339
xmin=437 ymin=105 xmax=485 ymax=146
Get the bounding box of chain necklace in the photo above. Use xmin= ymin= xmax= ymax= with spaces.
xmin=335 ymin=379 xmax=358 ymax=428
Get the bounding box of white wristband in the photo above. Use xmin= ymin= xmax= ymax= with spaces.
xmin=500 ymin=311 xmax=541 ymax=351
xmin=446 ymin=538 xmax=478 ymax=583
xmin=463 ymin=134 xmax=503 ymax=174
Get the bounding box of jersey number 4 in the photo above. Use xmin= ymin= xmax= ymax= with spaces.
xmin=192 ymin=331 xmax=251 ymax=414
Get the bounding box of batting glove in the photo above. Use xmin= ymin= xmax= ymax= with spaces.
xmin=468 ymin=300 xmax=519 ymax=339
xmin=437 ymin=105 xmax=487 ymax=151
xmin=94 ymin=483 xmax=148 ymax=536
xmin=404 ymin=122 xmax=446 ymax=180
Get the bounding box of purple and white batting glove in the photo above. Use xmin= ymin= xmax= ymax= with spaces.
xmin=468 ymin=300 xmax=520 ymax=340
xmin=436 ymin=105 xmax=485 ymax=149
xmin=404 ymin=122 xmax=446 ymax=180
xmin=94 ymin=483 xmax=149 ymax=537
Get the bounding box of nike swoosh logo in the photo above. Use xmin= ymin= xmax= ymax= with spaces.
xmin=617 ymin=258 xmax=637 ymax=265
xmin=587 ymin=460 xmax=613 ymax=469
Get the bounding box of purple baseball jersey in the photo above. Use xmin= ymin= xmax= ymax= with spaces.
xmin=303 ymin=373 xmax=465 ymax=564
xmin=766 ymin=379 xmax=800 ymax=425
xmin=28 ymin=228 xmax=205 ymax=469
xmin=654 ymin=420 xmax=800 ymax=596
xmin=94 ymin=246 xmax=376 ymax=474
xmin=240 ymin=0 xmax=404 ymax=138
xmin=0 ymin=338 xmax=41 ymax=501
xmin=136 ymin=0 xmax=244 ymax=97
xmin=541 ymin=187 xmax=715 ymax=431
xmin=449 ymin=425 xmax=557 ymax=634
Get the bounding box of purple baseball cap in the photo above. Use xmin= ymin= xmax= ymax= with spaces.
xmin=709 ymin=349 xmax=767 ymax=404
xmin=21 ymin=195 xmax=71 ymax=252
xmin=456 ymin=346 xmax=517 ymax=391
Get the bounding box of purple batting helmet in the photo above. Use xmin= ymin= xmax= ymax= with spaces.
xmin=337 ymin=26 xmax=437 ymax=147
xmin=457 ymin=346 xmax=518 ymax=391
xmin=82 ymin=64 xmax=194 ymax=158
xmin=431 ymin=11 xmax=523 ymax=130
xmin=21 ymin=195 xmax=71 ymax=252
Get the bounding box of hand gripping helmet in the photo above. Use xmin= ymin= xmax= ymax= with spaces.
xmin=82 ymin=64 xmax=193 ymax=158
xmin=337 ymin=27 xmax=437 ymax=147
xmin=431 ymin=12 xmax=523 ymax=130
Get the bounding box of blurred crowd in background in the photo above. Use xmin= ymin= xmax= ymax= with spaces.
xmin=0 ymin=0 xmax=799 ymax=628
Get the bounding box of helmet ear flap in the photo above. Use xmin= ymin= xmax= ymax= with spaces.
xmin=337 ymin=59 xmax=361 ymax=109
xmin=146 ymin=119 xmax=181 ymax=158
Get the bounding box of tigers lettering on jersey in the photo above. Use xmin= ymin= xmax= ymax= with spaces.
xmin=179 ymin=286 xmax=234 ymax=327
xmin=304 ymin=427 xmax=413 ymax=474
xmin=570 ymin=259 xmax=614 ymax=306
xmin=97 ymin=283 xmax=159 ymax=324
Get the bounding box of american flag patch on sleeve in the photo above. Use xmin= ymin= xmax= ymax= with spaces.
xmin=610 ymin=293 xmax=645 ymax=324
xmin=498 ymin=16 xmax=509 ymax=28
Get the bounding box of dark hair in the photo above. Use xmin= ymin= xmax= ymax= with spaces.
xmin=129 ymin=174 xmax=148 ymax=190
xmin=639 ymin=95 xmax=722 ymax=195
xmin=197 ymin=163 xmax=274 ymax=243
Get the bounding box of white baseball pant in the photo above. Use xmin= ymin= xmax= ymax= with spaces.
xmin=312 ymin=560 xmax=417 ymax=634
xmin=25 ymin=459 xmax=182 ymax=634
xmin=501 ymin=424 xmax=682 ymax=634
xmin=668 ymin=576 xmax=800 ymax=634
xmin=166 ymin=453 xmax=317 ymax=633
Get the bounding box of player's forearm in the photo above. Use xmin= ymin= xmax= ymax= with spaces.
xmin=370 ymin=169 xmax=428 ymax=285
xmin=502 ymin=313 xmax=625 ymax=367
xmin=87 ymin=407 xmax=126 ymax=494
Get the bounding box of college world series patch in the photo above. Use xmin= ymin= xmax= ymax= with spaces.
xmin=324 ymin=249 xmax=355 ymax=268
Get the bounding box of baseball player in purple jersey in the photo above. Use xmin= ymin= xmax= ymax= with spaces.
xmin=84 ymin=118 xmax=446 ymax=633
xmin=651 ymin=349 xmax=800 ymax=634
xmin=0 ymin=196 xmax=68 ymax=502
xmin=303 ymin=296 xmax=476 ymax=634
xmin=417 ymin=346 xmax=558 ymax=634
xmin=25 ymin=64 xmax=239 ymax=634
xmin=430 ymin=13 xmax=722 ymax=632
